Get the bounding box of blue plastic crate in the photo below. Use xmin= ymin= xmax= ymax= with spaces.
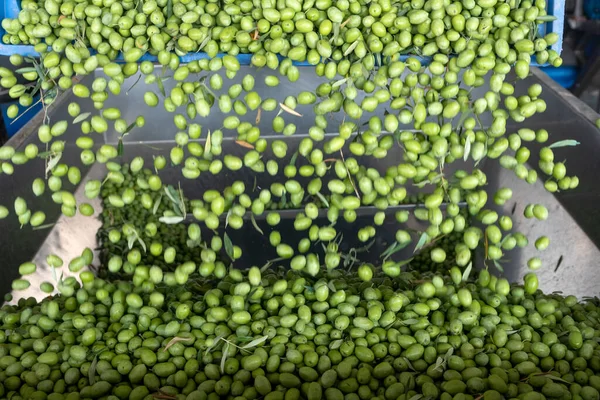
xmin=0 ymin=0 xmax=564 ymax=66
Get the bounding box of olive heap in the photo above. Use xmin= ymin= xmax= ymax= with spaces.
xmin=0 ymin=0 xmax=595 ymax=397
xmin=3 ymin=264 xmax=600 ymax=400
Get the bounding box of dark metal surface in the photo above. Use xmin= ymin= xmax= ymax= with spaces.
xmin=1 ymin=67 xmax=599 ymax=301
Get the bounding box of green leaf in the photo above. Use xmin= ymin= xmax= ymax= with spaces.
xmin=493 ymin=259 xmax=504 ymax=273
xmin=289 ymin=150 xmax=299 ymax=166
xmin=45 ymin=152 xmax=63 ymax=177
xmin=332 ymin=78 xmax=348 ymax=89
xmin=316 ymin=192 xmax=329 ymax=208
xmin=241 ymin=335 xmax=268 ymax=349
xmin=157 ymin=77 xmax=166 ymax=97
xmin=101 ymin=13 xmax=113 ymax=26
xmin=137 ymin=237 xmax=147 ymax=253
xmin=463 ymin=139 xmax=471 ymax=162
xmin=462 ymin=262 xmax=473 ymax=282
xmin=124 ymin=121 xmax=137 ymax=134
xmin=204 ymin=335 xmax=224 ymax=355
xmin=32 ymin=222 xmax=55 ymax=231
xmin=15 ymin=67 xmax=37 ymax=74
xmin=220 ymin=342 xmax=229 ymax=374
xmin=250 ymin=214 xmax=264 ymax=235
xmin=205 ymin=130 xmax=212 ymax=157
xmin=548 ymin=140 xmax=580 ymax=149
xmin=224 ymin=233 xmax=234 ymax=260
xmin=344 ymin=41 xmax=360 ymax=57
xmin=117 ymin=138 xmax=124 ymax=157
xmin=330 ymin=339 xmax=343 ymax=350
xmin=167 ymin=0 xmax=173 ymax=18
xmin=536 ymin=15 xmax=557 ymax=22
xmin=159 ymin=216 xmax=184 ymax=224
xmin=89 ymin=355 xmax=98 ymax=385
xmin=413 ymin=232 xmax=429 ymax=253
xmin=152 ymin=194 xmax=163 ymax=215
xmin=73 ymin=112 xmax=91 ymax=124
xmin=401 ymin=319 xmax=420 ymax=325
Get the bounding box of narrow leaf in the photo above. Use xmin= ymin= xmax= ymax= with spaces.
xmin=15 ymin=67 xmax=37 ymax=74
xmin=344 ymin=41 xmax=360 ymax=57
xmin=413 ymin=232 xmax=429 ymax=253
xmin=493 ymin=259 xmax=504 ymax=273
xmin=89 ymin=355 xmax=98 ymax=385
xmin=330 ymin=339 xmax=343 ymax=350
xmin=32 ymin=222 xmax=56 ymax=231
xmin=462 ymin=262 xmax=473 ymax=282
xmin=73 ymin=112 xmax=91 ymax=124
xmin=220 ymin=343 xmax=229 ymax=374
xmin=163 ymin=336 xmax=193 ymax=352
xmin=408 ymin=395 xmax=424 ymax=400
xmin=152 ymin=194 xmax=163 ymax=215
xmin=279 ymin=103 xmax=303 ymax=117
xmin=327 ymin=280 xmax=337 ymax=293
xmin=235 ymin=140 xmax=254 ymax=149
xmin=463 ymin=139 xmax=472 ymax=162
xmin=332 ymin=77 xmax=348 ymax=89
xmin=159 ymin=216 xmax=185 ymax=224
xmin=548 ymin=140 xmax=580 ymax=149
xmin=250 ymin=214 xmax=264 ymax=235
xmin=241 ymin=335 xmax=268 ymax=349
xmin=127 ymin=234 xmax=137 ymax=250
xmin=157 ymin=78 xmax=166 ymax=97
xmin=401 ymin=319 xmax=420 ymax=325
xmin=137 ymin=237 xmax=147 ymax=253
xmin=289 ymin=151 xmax=299 ymax=166
xmin=205 ymin=130 xmax=212 ymax=156
xmin=167 ymin=0 xmax=173 ymax=18
xmin=205 ymin=335 xmax=224 ymax=355
xmin=117 ymin=138 xmax=124 ymax=157
xmin=124 ymin=122 xmax=137 ymax=134
xmin=45 ymin=152 xmax=63 ymax=177
xmin=316 ymin=192 xmax=330 ymax=208
xmin=224 ymin=233 xmax=234 ymax=260
xmin=256 ymin=108 xmax=262 ymax=125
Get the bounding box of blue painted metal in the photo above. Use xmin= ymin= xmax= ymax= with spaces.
xmin=584 ymin=0 xmax=600 ymax=20
xmin=0 ymin=96 xmax=43 ymax=138
xmin=538 ymin=65 xmax=579 ymax=88
xmin=0 ymin=0 xmax=565 ymax=66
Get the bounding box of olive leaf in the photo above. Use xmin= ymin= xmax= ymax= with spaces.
xmin=117 ymin=138 xmax=124 ymax=157
xmin=15 ymin=67 xmax=37 ymax=74
xmin=462 ymin=262 xmax=473 ymax=282
xmin=157 ymin=77 xmax=166 ymax=97
xmin=493 ymin=259 xmax=504 ymax=273
xmin=32 ymin=222 xmax=56 ymax=231
xmin=235 ymin=140 xmax=254 ymax=149
xmin=327 ymin=280 xmax=337 ymax=293
xmin=152 ymin=194 xmax=163 ymax=215
xmin=548 ymin=140 xmax=580 ymax=149
xmin=381 ymin=241 xmax=412 ymax=260
xmin=163 ymin=336 xmax=193 ymax=352
xmin=205 ymin=130 xmax=212 ymax=156
xmin=167 ymin=0 xmax=173 ymax=18
xmin=241 ymin=335 xmax=268 ymax=349
xmin=330 ymin=339 xmax=343 ymax=350
xmin=408 ymin=395 xmax=423 ymax=400
xmin=250 ymin=214 xmax=264 ymax=235
xmin=413 ymin=232 xmax=429 ymax=253
xmin=89 ymin=355 xmax=98 ymax=385
xmin=124 ymin=121 xmax=137 ymax=134
xmin=224 ymin=233 xmax=234 ymax=260
xmin=220 ymin=342 xmax=229 ymax=374
xmin=343 ymin=41 xmax=360 ymax=57
xmin=159 ymin=216 xmax=185 ymax=224
xmin=204 ymin=335 xmax=224 ymax=355
xmin=45 ymin=152 xmax=63 ymax=178
xmin=316 ymin=192 xmax=330 ymax=208
xmin=404 ymin=357 xmax=416 ymax=372
xmin=332 ymin=77 xmax=348 ymax=89
xmin=463 ymin=138 xmax=472 ymax=162
xmin=73 ymin=112 xmax=91 ymax=124
xmin=279 ymin=103 xmax=302 ymax=117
